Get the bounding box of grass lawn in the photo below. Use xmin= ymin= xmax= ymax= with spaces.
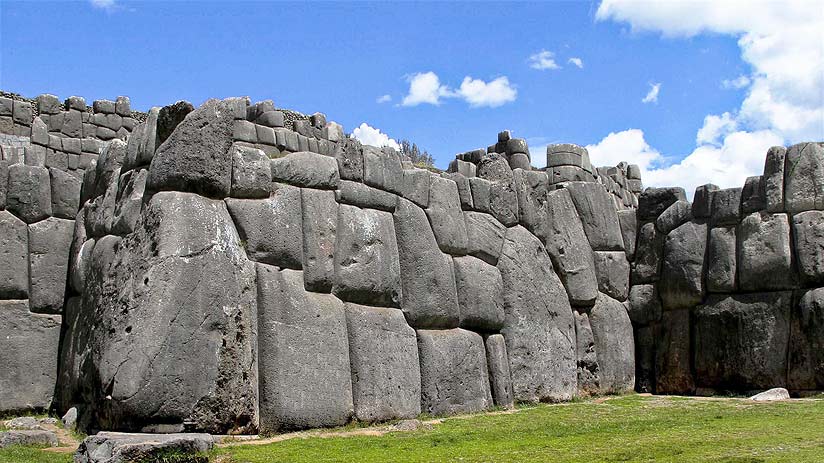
xmin=2 ymin=395 xmax=822 ymax=463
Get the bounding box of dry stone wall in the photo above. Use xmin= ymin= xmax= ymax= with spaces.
xmin=0 ymin=91 xmax=820 ymax=435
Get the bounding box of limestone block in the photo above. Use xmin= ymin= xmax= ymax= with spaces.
xmin=484 ymin=334 xmax=514 ymax=408
xmin=111 ymin=169 xmax=148 ymax=236
xmin=763 ymin=146 xmax=787 ymax=212
xmin=271 ymin=150 xmax=340 ymax=190
xmin=426 ymin=175 xmax=468 ymax=255
xmin=335 ymin=180 xmax=396 ymax=212
xmin=573 ymin=310 xmax=600 ymax=396
xmin=592 ymin=251 xmax=630 ymax=302
xmin=92 ymin=99 xmax=115 ymax=114
xmin=655 ymin=200 xmax=692 ymax=235
xmin=659 ymin=221 xmax=707 ymax=310
xmin=96 ymin=126 xmax=116 ymax=140
xmin=333 ymin=204 xmax=401 ymax=307
xmin=655 ymin=309 xmax=695 ymax=394
xmin=229 ymin=144 xmax=270 ymax=198
xmin=345 ymin=304 xmax=421 ymax=422
xmin=0 ymin=211 xmax=28 ymax=298
xmin=12 ymin=100 xmax=32 ymax=125
xmin=0 ymin=116 xmax=12 ymax=134
xmin=62 ymin=110 xmax=82 ymax=138
xmin=447 ymin=159 xmax=476 ymax=177
xmin=638 ymin=187 xmax=687 ymax=221
xmin=257 ymin=110 xmax=284 ymax=128
xmin=543 ymin=188 xmax=598 ymax=306
xmin=514 ymin=169 xmax=548 ymax=237
xmin=505 ymin=138 xmax=528 ymax=156
xmin=627 ymin=284 xmax=662 ymax=325
xmin=548 ymin=166 xmax=589 ymax=184
xmin=63 ymin=138 xmax=81 ymax=155
xmin=563 ymin=182 xmax=624 ymax=251
xmin=617 ymin=209 xmax=637 ymax=260
xmin=70 ymin=239 xmax=95 ymax=294
xmin=85 ymin=168 xmax=119 ymax=238
xmin=738 ymin=212 xmax=795 ymax=291
xmin=453 ymin=255 xmax=505 ymax=331
xmin=469 ymin=176 xmax=491 ymax=213
xmin=463 ymin=211 xmax=505 ymax=265
xmin=74 ymin=432 xmax=212 ymax=463
xmin=148 ymin=99 xmax=234 ymax=198
xmin=400 ymin=168 xmax=430 ymax=208
xmin=0 ymin=160 xmax=6 ymax=209
xmin=785 ymin=142 xmax=824 ymax=213
xmin=487 ymin=179 xmax=518 ymax=226
xmin=694 ymin=292 xmax=791 ymax=390
xmin=477 ymin=152 xmax=513 ymax=183
xmin=788 ymin=288 xmax=824 ymax=390
xmin=301 ymin=189 xmax=337 ymax=292
xmin=417 ymin=329 xmax=492 ymax=416
xmin=393 ymin=198 xmax=459 ymax=328
xmin=155 ymin=101 xmax=194 ymax=149
xmin=707 ymin=226 xmax=737 ymax=292
xmin=362 ymin=145 xmax=403 ymax=194
xmin=627 ymin=164 xmax=641 ymax=179
xmin=6 ymin=164 xmax=51 ymax=223
xmin=632 ymin=221 xmax=664 ymax=284
xmin=692 ymin=184 xmax=719 ymax=218
xmin=233 ymin=120 xmax=257 ymax=143
xmin=546 ymin=143 xmax=585 ymax=168
xmin=508 ymin=153 xmax=531 ymax=170
xmin=497 ymin=226 xmax=576 ymax=403
xmin=0 ymin=97 xmax=11 ymax=116
xmin=257 ymin=266 xmax=353 ymax=432
xmin=334 ymin=138 xmax=364 ymax=182
xmin=793 ymin=211 xmax=824 ymax=286
xmin=741 ymin=175 xmax=765 ymax=213
xmin=441 ymin=172 xmax=472 ymax=209
xmin=710 ymin=188 xmax=742 ymax=225
xmin=49 ymin=167 xmax=81 ymax=219
xmin=31 ymin=117 xmax=48 ymax=146
xmin=634 ymin=325 xmax=655 ymax=393
xmin=0 ymin=301 xmax=61 ymax=413
xmin=45 ymin=148 xmax=68 ymax=171
xmin=226 ymin=185 xmax=303 ymax=269
xmin=590 ymin=293 xmax=635 ymax=394
xmin=28 ymin=217 xmax=74 ymax=313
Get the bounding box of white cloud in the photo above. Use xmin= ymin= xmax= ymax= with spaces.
xmin=351 ymin=123 xmax=401 ymax=151
xmin=696 ymin=112 xmax=737 ymax=146
xmin=455 ymin=76 xmax=517 ymax=108
xmin=90 ymin=0 xmax=116 ymax=9
xmin=529 ymin=50 xmax=561 ymax=70
xmin=401 ymin=72 xmax=517 ymax=108
xmin=376 ymin=94 xmax=392 ymax=104
xmin=586 ymin=129 xmax=664 ymax=170
xmin=722 ymin=75 xmax=750 ymax=89
xmin=568 ymin=57 xmax=584 ymax=68
xmin=641 ymin=83 xmax=661 ymax=104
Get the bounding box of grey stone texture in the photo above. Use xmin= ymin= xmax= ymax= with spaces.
xmin=589 ymin=293 xmax=635 ymax=394
xmin=659 ymin=221 xmax=707 ymax=310
xmin=463 ymin=211 xmax=505 ymax=265
xmin=711 ymin=188 xmax=742 ymax=225
xmin=156 ymin=100 xmax=195 ymax=147
xmin=514 ymin=169 xmax=549 ymax=237
xmin=638 ymin=187 xmax=687 ymax=221
xmin=257 ymin=266 xmax=353 ymax=433
xmin=0 ymin=211 xmax=29 ymax=298
xmin=789 ymin=288 xmax=824 ymax=390
xmin=634 ymin=325 xmax=656 ymax=393
xmin=497 ymin=226 xmax=576 ymax=403
xmin=75 ymin=432 xmax=213 ymax=463
xmin=563 ymin=182 xmax=624 ymax=251
xmin=707 ymin=226 xmax=737 ymax=293
xmin=417 ymin=329 xmax=492 ymax=416
xmin=28 ymin=217 xmax=74 ymax=313
xmin=0 ymin=430 xmax=58 ymax=449
xmin=573 ymin=310 xmax=600 ymax=396
xmin=335 ymin=179 xmax=397 ymax=212
xmin=400 ymin=168 xmax=430 ymax=208
xmin=230 ymin=143 xmax=271 ymax=198
xmin=271 ymin=151 xmax=340 ymax=190
xmin=793 ymin=210 xmax=824 ymax=286
xmin=737 ymin=212 xmax=795 ymax=291
xmin=627 ymin=284 xmax=662 ymax=326
xmin=763 ymin=146 xmax=787 ymax=212
xmin=592 ymin=251 xmax=630 ymax=302
xmin=111 ymin=169 xmax=148 ymax=235
xmin=741 ymin=175 xmax=766 ymax=213
xmin=301 ymin=189 xmax=338 ymax=292
xmin=453 ymin=255 xmax=505 ymax=331
xmin=6 ymin=164 xmax=52 ymax=223
xmin=784 ymin=142 xmax=824 ymax=213
xmin=617 ymin=209 xmax=637 ymax=260
xmin=344 ymin=304 xmax=421 ymax=422
xmin=484 ymin=334 xmax=514 ymax=408
xmin=655 ymin=309 xmax=695 ymax=394
xmin=49 ymin=167 xmax=81 ymax=219
xmin=393 ymin=197 xmax=459 ymax=328
xmin=334 ymin=204 xmax=401 ymax=307
xmin=334 ymin=138 xmax=364 ymax=182
xmin=426 ymin=175 xmax=469 ymax=255
xmin=363 ymin=145 xmax=403 ymax=194
xmin=655 ymin=200 xmax=692 ymax=235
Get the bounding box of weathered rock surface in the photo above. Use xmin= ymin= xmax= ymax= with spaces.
xmin=335 ymin=179 xmax=396 ymax=212
xmin=741 ymin=175 xmax=765 ymax=213
xmin=659 ymin=221 xmax=706 ymax=310
xmin=426 ymin=175 xmax=468 ymax=255
xmin=655 ymin=309 xmax=695 ymax=394
xmin=737 ymin=212 xmax=795 ymax=291
xmin=75 ymin=432 xmax=213 ymax=463
xmin=589 ymin=293 xmax=635 ymax=394
xmin=230 ymin=143 xmax=271 ymax=198
xmin=788 ymin=288 xmax=824 ymax=390
xmin=111 ymin=169 xmax=147 ymax=235
xmin=6 ymin=164 xmax=51 ymax=223
xmin=617 ymin=209 xmax=637 ymax=260
xmin=638 ymin=187 xmax=686 ymax=221
xmin=763 ymin=146 xmax=787 ymax=213
xmin=707 ymin=226 xmax=737 ymax=293
xmin=514 ymin=169 xmax=549 ymax=237
xmin=28 ymin=217 xmax=74 ymax=313
xmin=49 ymin=167 xmax=81 ymax=219
xmin=711 ymin=188 xmax=742 ymax=225
xmin=301 ymin=189 xmax=337 ymax=292
xmin=563 ymin=182 xmax=624 ymax=251
xmin=784 ymin=142 xmax=824 ymax=213
xmin=573 ymin=310 xmax=600 ymax=396
xmin=634 ymin=325 xmax=655 ymax=393
xmin=271 ymin=151 xmax=340 ymax=190
xmin=792 ymin=211 xmax=824 ymax=286
xmin=656 ymin=200 xmax=691 ymax=235
xmin=627 ymin=284 xmax=662 ymax=326
xmin=750 ymin=388 xmax=790 ymax=401
xmin=0 ymin=430 xmax=58 ymax=449
xmin=0 ymin=211 xmax=28 ymax=298
xmin=592 ymin=251 xmax=630 ymax=302
xmin=463 ymin=211 xmax=505 ymax=265
xmin=631 ymin=222 xmax=664 ymax=284
xmin=692 ymin=184 xmax=718 ymax=218
xmin=453 ymin=255 xmax=505 ymax=331
xmin=484 ymin=334 xmax=514 ymax=408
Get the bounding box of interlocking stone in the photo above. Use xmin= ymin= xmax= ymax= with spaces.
xmin=741 ymin=175 xmax=765 ymax=213
xmin=271 ymin=151 xmax=340 ymax=190
xmin=793 ymin=210 xmax=824 ymax=286
xmin=627 ymin=284 xmax=662 ymax=326
xmin=617 ymin=209 xmax=637 ymax=260
xmin=301 ymin=189 xmax=338 ymax=292
xmin=638 ymin=187 xmax=687 ymax=221
xmin=0 ymin=211 xmax=28 ymax=298
xmin=74 ymin=432 xmax=213 ymax=463
xmin=655 ymin=200 xmax=692 ymax=235
xmin=592 ymin=251 xmax=630 ymax=302
xmin=230 ymin=143 xmax=271 ymax=198
xmin=655 ymin=309 xmax=695 ymax=394
xmin=659 ymin=220 xmax=707 ymax=310
xmin=29 ymin=217 xmax=74 ymax=314
xmin=6 ymin=164 xmax=51 ymax=223
xmin=484 ymin=334 xmax=514 ymax=408
xmin=707 ymin=226 xmax=737 ymax=292
xmin=785 ymin=142 xmax=824 ymax=213
xmin=426 ymin=175 xmax=468 ymax=255
xmin=574 ymin=310 xmax=600 ymax=395
xmin=789 ymin=288 xmax=824 ymax=390
xmin=563 ymin=182 xmax=624 ymax=251
xmin=738 ymin=212 xmax=795 ymax=291
xmin=463 ymin=211 xmax=505 ymax=265
xmin=589 ymin=293 xmax=635 ymax=394
xmin=453 ymin=255 xmax=505 ymax=331
xmin=763 ymin=146 xmax=787 ymax=212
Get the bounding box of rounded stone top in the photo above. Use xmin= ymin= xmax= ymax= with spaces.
xmin=546 ymin=143 xmax=587 ymax=157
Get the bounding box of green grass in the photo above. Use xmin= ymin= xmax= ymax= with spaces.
xmin=0 ymin=446 xmax=72 ymax=463
xmin=215 ymin=395 xmax=824 ymax=463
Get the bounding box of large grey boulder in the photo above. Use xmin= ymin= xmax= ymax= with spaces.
xmin=335 ymin=179 xmax=397 ymax=212
xmin=0 ymin=430 xmax=58 ymax=449
xmin=334 ymin=137 xmax=364 ymax=181
xmin=656 ymin=200 xmax=692 ymax=235
xmin=484 ymin=334 xmax=514 ymax=408
xmin=659 ymin=220 xmax=707 ymax=310
xmin=75 ymin=432 xmax=213 ymax=463
xmin=627 ymin=284 xmax=662 ymax=326
xmin=573 ymin=310 xmax=600 ymax=396
xmin=488 ymin=179 xmax=519 ymax=226
xmin=49 ymin=167 xmax=81 ymax=219
xmin=707 ymin=226 xmax=737 ymax=292
xmin=334 ymin=204 xmax=401 ymax=307
xmin=393 ymin=198 xmax=459 ymax=328
xmin=788 ymin=288 xmax=824 ymax=390
xmin=763 ymin=146 xmax=787 ymax=212
xmin=694 ymin=292 xmax=791 ymax=390
xmin=514 ymin=169 xmax=548 ymax=237
xmin=464 ymin=211 xmax=505 ymax=265
xmin=147 ymin=99 xmax=235 ymax=198
xmin=0 ymin=211 xmax=28 ymax=298
xmin=84 ymin=167 xmax=119 ymax=238
xmin=363 ymin=145 xmax=403 ymax=194
xmin=692 ymin=184 xmax=719 ymax=218
xmin=784 ymin=142 xmax=824 ymax=213
xmin=301 ymin=189 xmax=337 ymax=292
xmin=543 ymin=188 xmax=598 ymax=306
xmin=631 ymin=221 xmax=664 ymax=284
xmin=417 ymin=329 xmax=492 ymax=416
xmin=741 ymin=175 xmax=766 ymax=213
xmin=0 ymin=300 xmax=61 ymax=413
xmin=750 ymin=388 xmax=790 ymax=401
xmin=400 ymin=168 xmax=430 ymax=208
xmin=792 ymin=210 xmax=824 ymax=286
xmin=634 ymin=325 xmax=656 ymax=393
xmin=74 ymin=192 xmax=257 ymax=433
xmin=477 ymin=152 xmax=513 ymax=183
xmin=426 ymin=175 xmax=468 ymax=255
xmin=28 ymin=216 xmax=74 ymax=313
xmin=655 ymin=309 xmax=695 ymax=394
xmin=592 ymin=251 xmax=630 ymax=302
xmin=710 ymin=188 xmax=742 ymax=225
xmin=226 ymin=185 xmax=303 ymax=269
xmin=453 ymin=255 xmax=505 ymax=331
xmin=111 ymin=169 xmax=148 ymax=235
xmin=344 ymin=304 xmax=421 ymax=422
xmin=156 ymin=100 xmax=195 ymax=147
xmin=0 ymin=160 xmax=7 ymax=209
xmin=257 ymin=266 xmax=353 ymax=432
xmin=617 ymin=209 xmax=637 ymax=260
xmin=738 ymin=212 xmax=795 ymax=291
xmin=94 ymin=139 xmax=127 ymax=199
xmin=638 ymin=187 xmax=687 ymax=221
xmin=270 ymin=151 xmax=340 ymax=190
xmin=589 ymin=293 xmax=635 ymax=394
xmin=497 ymin=225 xmax=577 ymax=402
xmin=442 ymin=172 xmax=472 ymax=209
xmin=563 ymin=182 xmax=624 ymax=251
xmin=6 ymin=164 xmax=51 ymax=223
xmin=230 ymin=143 xmax=271 ymax=198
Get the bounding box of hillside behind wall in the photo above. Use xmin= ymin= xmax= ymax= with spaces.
xmin=0 ymin=92 xmax=821 ymax=435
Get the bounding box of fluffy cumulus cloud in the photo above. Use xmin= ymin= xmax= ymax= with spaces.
xmin=528 ymin=50 xmax=561 ymax=70
xmin=351 ymin=123 xmax=401 ymax=151
xmin=568 ymin=57 xmax=584 ymax=68
xmin=592 ymin=0 xmax=824 ymax=195
xmin=641 ymin=83 xmax=660 ymax=104
xmin=376 ymin=94 xmax=392 ymax=104
xmin=401 ymin=72 xmax=517 ymax=108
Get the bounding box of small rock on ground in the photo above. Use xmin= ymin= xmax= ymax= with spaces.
xmin=75 ymin=432 xmax=214 ymax=463
xmin=0 ymin=430 xmax=59 ymax=448
xmin=750 ymin=387 xmax=790 ymax=401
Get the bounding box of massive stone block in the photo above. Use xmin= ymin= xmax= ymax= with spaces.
xmin=738 ymin=212 xmax=795 ymax=291
xmin=692 ymin=184 xmax=718 ymax=218
xmin=453 ymin=255 xmax=505 ymax=331
xmin=707 ymin=226 xmax=737 ymax=293
xmin=0 ymin=210 xmax=29 ymax=298
xmin=589 ymin=293 xmax=635 ymax=394
xmin=463 ymin=211 xmax=505 ymax=265
xmin=393 ymin=198 xmax=459 ymax=328
xmin=226 ymin=185 xmax=303 ymax=269
xmin=659 ymin=221 xmax=706 ymax=310
xmin=792 ymin=211 xmax=824 ymax=286
xmin=497 ymin=225 xmax=577 ymax=402
xmin=543 ymin=188 xmax=598 ymax=306
xmin=335 ymin=179 xmax=396 ymax=212
xmin=111 ymin=169 xmax=148 ymax=236
xmin=334 ymin=204 xmax=401 ymax=307
xmin=655 ymin=309 xmax=695 ymax=394
xmin=363 ymin=146 xmax=403 ymax=195
xmin=563 ymin=182 xmax=624 ymax=251
xmin=49 ymin=167 xmax=81 ymax=219
xmin=230 ymin=144 xmax=271 ymax=198
xmin=573 ymin=310 xmax=600 ymax=396
xmin=592 ymin=251 xmax=630 ymax=302
xmin=345 ymin=304 xmax=421 ymax=422
xmin=784 ymin=142 xmax=824 ymax=213
xmin=763 ymin=146 xmax=786 ymax=213
xmin=257 ymin=266 xmax=353 ymax=432
xmin=426 ymin=175 xmax=468 ymax=255
xmin=638 ymin=187 xmax=686 ymax=221
xmin=632 ymin=222 xmax=664 ymax=284
xmin=0 ymin=301 xmax=61 ymax=414
xmin=514 ymin=169 xmax=548 ymax=236
xmin=6 ymin=164 xmax=51 ymax=223
xmin=334 ymin=138 xmax=364 ymax=182
xmin=741 ymin=175 xmax=765 ymax=213
xmin=270 ymin=151 xmax=340 ymax=190
xmin=617 ymin=209 xmax=637 ymax=260
xmin=710 ymin=188 xmax=742 ymax=225
xmin=148 ymin=99 xmax=235 ymax=198
xmin=301 ymin=189 xmax=337 ymax=292
xmin=28 ymin=217 xmax=74 ymax=314
xmin=634 ymin=325 xmax=655 ymax=393
xmin=788 ymin=288 xmax=824 ymax=390
xmin=484 ymin=334 xmax=514 ymax=408
xmin=627 ymin=284 xmax=662 ymax=326
xmin=417 ymin=329 xmax=492 ymax=416
xmin=655 ymin=200 xmax=691 ymax=235
xmin=694 ymin=292 xmax=791 ymax=390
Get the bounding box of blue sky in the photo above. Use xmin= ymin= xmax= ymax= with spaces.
xmin=2 ymin=1 xmax=821 ymax=194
